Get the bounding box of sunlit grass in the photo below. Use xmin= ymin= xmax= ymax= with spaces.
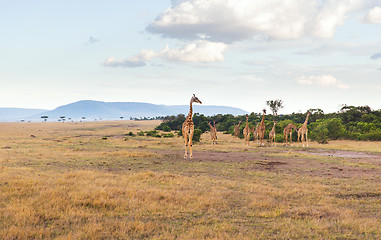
xmin=0 ymin=121 xmax=380 ymax=239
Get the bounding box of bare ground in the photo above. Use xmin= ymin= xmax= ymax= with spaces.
xmin=148 ymin=147 xmax=381 ymax=180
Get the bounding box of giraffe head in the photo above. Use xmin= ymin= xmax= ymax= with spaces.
xmin=263 ymin=109 xmax=266 ymax=114
xmin=191 ymin=94 xmax=202 ymax=104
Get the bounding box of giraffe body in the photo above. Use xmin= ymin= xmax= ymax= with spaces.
xmin=269 ymin=121 xmax=277 ymax=146
xmin=234 ymin=121 xmax=241 ymax=137
xmin=253 ymin=122 xmax=260 ymax=145
xmin=182 ymin=94 xmax=202 ymax=159
xmin=243 ymin=115 xmax=250 ymax=146
xmin=258 ymin=109 xmax=266 ymax=146
xmin=283 ymin=123 xmax=298 ymax=145
xmin=298 ymin=112 xmax=311 ymax=147
xmin=208 ymin=121 xmax=217 ymax=145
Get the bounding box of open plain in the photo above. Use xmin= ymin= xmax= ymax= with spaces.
xmin=0 ymin=120 xmax=380 ymax=239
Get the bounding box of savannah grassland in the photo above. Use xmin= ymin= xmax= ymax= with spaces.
xmin=0 ymin=120 xmax=380 ymax=239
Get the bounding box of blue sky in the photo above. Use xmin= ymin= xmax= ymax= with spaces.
xmin=1 ymin=0 xmax=380 ymax=114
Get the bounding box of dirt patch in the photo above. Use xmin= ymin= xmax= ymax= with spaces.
xmin=152 ymin=147 xmax=381 ymax=179
xmin=297 ymin=149 xmax=381 ymax=159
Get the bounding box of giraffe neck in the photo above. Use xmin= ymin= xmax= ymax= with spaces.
xmin=260 ymin=113 xmax=265 ymax=125
xmin=303 ymin=114 xmax=310 ymax=127
xmin=186 ymin=101 xmax=193 ymax=121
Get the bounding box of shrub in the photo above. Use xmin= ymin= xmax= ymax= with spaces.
xmin=192 ymin=129 xmax=203 ymax=143
xmin=161 ymin=125 xmax=171 ymax=132
xmin=137 ymin=131 xmax=145 ymax=136
xmin=127 ymin=132 xmax=135 ymax=136
xmin=162 ymin=133 xmax=175 ymax=138
xmin=313 ymin=124 xmax=329 ymax=144
xmin=146 ymin=130 xmax=161 ymax=138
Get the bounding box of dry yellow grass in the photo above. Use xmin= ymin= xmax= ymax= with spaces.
xmin=0 ymin=121 xmax=380 ymax=239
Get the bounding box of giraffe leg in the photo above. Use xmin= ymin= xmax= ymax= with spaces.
xmin=189 ymin=131 xmax=194 ymax=159
xmin=306 ymin=132 xmax=309 ymax=147
xmin=183 ymin=127 xmax=188 ymax=159
xmin=183 ymin=133 xmax=188 ymax=159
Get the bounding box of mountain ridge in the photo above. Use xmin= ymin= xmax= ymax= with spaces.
xmin=0 ymin=100 xmax=248 ymax=122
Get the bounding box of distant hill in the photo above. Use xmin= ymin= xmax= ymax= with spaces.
xmin=0 ymin=108 xmax=47 ymax=122
xmin=15 ymin=100 xmax=248 ymax=121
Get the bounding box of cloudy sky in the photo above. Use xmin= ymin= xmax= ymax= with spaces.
xmin=1 ymin=0 xmax=381 ymax=114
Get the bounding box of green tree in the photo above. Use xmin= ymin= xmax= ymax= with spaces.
xmin=266 ymin=99 xmax=284 ymax=120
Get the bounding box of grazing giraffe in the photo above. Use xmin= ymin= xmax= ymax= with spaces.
xmin=243 ymin=115 xmax=250 ymax=146
xmin=207 ymin=121 xmax=217 ymax=145
xmin=258 ymin=109 xmax=266 ymax=146
xmin=283 ymin=123 xmax=298 ymax=145
xmin=268 ymin=121 xmax=277 ymax=146
xmin=234 ymin=120 xmax=241 ymax=137
xmin=298 ymin=111 xmax=311 ymax=147
xmin=182 ymin=94 xmax=202 ymax=159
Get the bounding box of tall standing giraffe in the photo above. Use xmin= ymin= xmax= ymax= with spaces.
xmin=243 ymin=115 xmax=250 ymax=146
xmin=234 ymin=120 xmax=241 ymax=137
xmin=207 ymin=121 xmax=217 ymax=145
xmin=283 ymin=123 xmax=298 ymax=145
xmin=258 ymin=109 xmax=266 ymax=146
xmin=298 ymin=111 xmax=311 ymax=147
xmin=268 ymin=121 xmax=277 ymax=146
xmin=182 ymin=94 xmax=202 ymax=159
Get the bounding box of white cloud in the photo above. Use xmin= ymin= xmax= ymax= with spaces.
xmin=103 ymin=40 xmax=227 ymax=67
xmin=147 ymin=0 xmax=378 ymax=43
xmin=365 ymin=6 xmax=381 ymax=23
xmin=103 ymin=57 xmax=146 ymax=68
xmin=297 ymin=75 xmax=349 ymax=89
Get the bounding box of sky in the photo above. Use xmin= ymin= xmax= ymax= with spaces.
xmin=1 ymin=0 xmax=381 ymax=114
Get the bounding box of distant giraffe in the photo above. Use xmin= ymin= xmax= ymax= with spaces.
xmin=298 ymin=111 xmax=311 ymax=147
xmin=207 ymin=121 xmax=217 ymax=145
xmin=234 ymin=120 xmax=241 ymax=137
xmin=253 ymin=122 xmax=260 ymax=145
xmin=283 ymin=123 xmax=298 ymax=145
xmin=243 ymin=115 xmax=250 ymax=146
xmin=268 ymin=121 xmax=277 ymax=146
xmin=182 ymin=94 xmax=202 ymax=159
xmin=258 ymin=109 xmax=266 ymax=146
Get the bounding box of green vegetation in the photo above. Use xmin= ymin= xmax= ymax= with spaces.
xmin=156 ymin=105 xmax=381 ymax=143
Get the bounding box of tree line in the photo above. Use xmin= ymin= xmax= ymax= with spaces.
xmin=155 ymin=105 xmax=381 ymax=143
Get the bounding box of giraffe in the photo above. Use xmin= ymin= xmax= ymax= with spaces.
xmin=258 ymin=109 xmax=266 ymax=146
xmin=298 ymin=111 xmax=311 ymax=147
xmin=253 ymin=122 xmax=260 ymax=145
xmin=182 ymin=94 xmax=202 ymax=159
xmin=207 ymin=121 xmax=217 ymax=145
xmin=234 ymin=120 xmax=241 ymax=137
xmin=283 ymin=123 xmax=298 ymax=145
xmin=268 ymin=121 xmax=277 ymax=146
xmin=243 ymin=115 xmax=250 ymax=146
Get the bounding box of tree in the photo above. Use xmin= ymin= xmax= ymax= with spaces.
xmin=41 ymin=116 xmax=48 ymax=122
xmin=60 ymin=116 xmax=66 ymax=122
xmin=266 ymin=99 xmax=284 ymax=120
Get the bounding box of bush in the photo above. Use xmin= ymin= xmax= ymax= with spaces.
xmin=146 ymin=130 xmax=161 ymax=138
xmin=137 ymin=131 xmax=145 ymax=136
xmin=127 ymin=132 xmax=135 ymax=136
xmin=326 ymin=118 xmax=344 ymax=140
xmin=192 ymin=128 xmax=203 ymax=143
xmin=161 ymin=125 xmax=171 ymax=132
xmin=313 ymin=124 xmax=329 ymax=144
xmin=162 ymin=133 xmax=175 ymax=138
